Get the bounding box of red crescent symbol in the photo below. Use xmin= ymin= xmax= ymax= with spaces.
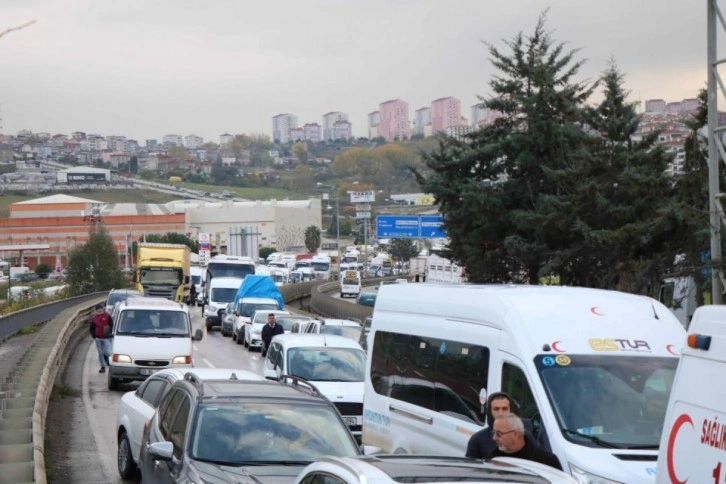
xmin=667 ymin=413 xmax=693 ymax=484
xmin=666 ymin=344 xmax=680 ymax=356
xmin=552 ymin=341 xmax=565 ymax=353
xmin=590 ymin=306 xmax=604 ymax=316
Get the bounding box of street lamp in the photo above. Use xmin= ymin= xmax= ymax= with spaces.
xmin=323 ymin=192 xmax=340 ymax=252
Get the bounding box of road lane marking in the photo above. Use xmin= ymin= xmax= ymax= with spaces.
xmin=202 ymin=358 xmax=215 ymax=368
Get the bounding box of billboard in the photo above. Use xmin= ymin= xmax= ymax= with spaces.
xmin=376 ymin=215 xmax=446 ymax=239
xmin=349 ymin=191 xmax=375 ymax=203
xmin=198 ymin=232 xmax=211 ymax=265
xmin=66 ymin=172 xmax=107 ymax=183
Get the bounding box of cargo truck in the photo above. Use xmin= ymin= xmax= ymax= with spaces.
xmin=134 ymin=243 xmax=191 ymax=302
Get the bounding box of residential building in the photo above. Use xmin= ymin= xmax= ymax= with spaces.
xmin=184 ymin=134 xmax=204 ymax=149
xmin=445 ymin=124 xmax=474 ymax=140
xmin=368 ymin=111 xmax=380 ymax=139
xmin=414 ymin=107 xmax=431 ymax=136
xmin=332 ymin=120 xmax=352 ymax=140
xmin=322 ymin=112 xmax=348 ymax=141
xmin=379 ymin=99 xmax=410 ymax=142
xmin=431 ymin=96 xmax=461 ymax=134
xmin=303 ymin=123 xmax=322 ymax=142
xmin=289 ymin=127 xmax=304 ymax=142
xmin=162 ymin=134 xmax=183 ymax=147
xmin=272 ymin=113 xmax=298 ymax=143
xmin=220 ymin=133 xmax=233 ymax=146
xmin=645 ymin=99 xmax=666 ymax=113
xmin=145 ymin=139 xmax=158 ymax=148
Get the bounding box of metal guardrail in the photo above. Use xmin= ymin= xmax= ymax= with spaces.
xmin=0 ymin=294 xmax=103 ymax=484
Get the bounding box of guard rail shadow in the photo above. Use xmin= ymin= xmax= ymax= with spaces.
xmin=0 ymin=293 xmax=104 ymax=484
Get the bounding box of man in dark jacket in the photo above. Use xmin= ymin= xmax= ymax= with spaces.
xmin=89 ymin=304 xmax=113 ymax=373
xmin=260 ymin=313 xmax=284 ymax=356
xmin=490 ymin=414 xmax=562 ymax=470
xmin=466 ymin=392 xmax=518 ymax=459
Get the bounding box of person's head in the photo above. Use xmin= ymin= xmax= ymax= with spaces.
xmin=485 ymin=392 xmax=517 ymax=426
xmin=492 ymin=414 xmax=525 ymax=454
xmin=267 ymin=313 xmax=276 ymax=325
xmin=95 ymin=304 xmax=104 ymax=314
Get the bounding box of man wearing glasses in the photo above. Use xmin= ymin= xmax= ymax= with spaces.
xmin=491 ymin=414 xmax=562 ymax=470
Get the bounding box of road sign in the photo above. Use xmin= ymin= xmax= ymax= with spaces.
xmin=376 ymin=215 xmax=420 ymax=238
xmin=420 ymin=215 xmax=445 ymax=238
xmin=349 ymin=191 xmax=375 ymax=203
xmin=356 ymin=211 xmax=371 ymax=219
xmin=356 ymin=204 xmax=371 ymax=212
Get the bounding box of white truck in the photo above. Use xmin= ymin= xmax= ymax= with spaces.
xmin=311 ymin=254 xmax=332 ymax=280
xmin=202 ymin=276 xmax=244 ymax=331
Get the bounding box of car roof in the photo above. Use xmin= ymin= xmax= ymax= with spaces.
xmin=121 ymin=296 xmax=190 ymax=312
xmin=317 ymin=318 xmax=361 ymax=326
xmin=272 ymin=333 xmax=364 ymax=350
xmin=152 ymin=368 xmax=262 ymax=381
xmin=181 ymin=376 xmax=331 ymax=404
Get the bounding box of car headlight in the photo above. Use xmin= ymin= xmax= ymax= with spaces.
xmin=172 ymin=355 xmax=192 ymax=365
xmin=570 ymin=464 xmax=623 ymax=484
xmin=113 ymin=354 xmax=132 ymax=363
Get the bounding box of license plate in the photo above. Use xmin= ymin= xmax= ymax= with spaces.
xmin=140 ymin=369 xmax=157 ymax=376
xmin=343 ymin=417 xmax=357 ymax=426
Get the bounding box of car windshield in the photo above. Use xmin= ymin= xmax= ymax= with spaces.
xmin=116 ymin=310 xmax=189 ymax=336
xmin=535 ymin=354 xmax=677 ymax=449
xmin=190 ymin=403 xmax=359 ymax=464
xmin=287 ymin=347 xmax=365 ymax=382
xmin=211 ymin=287 xmax=238 ymax=302
xmin=237 ymin=302 xmax=278 ymax=317
xmin=207 ymin=263 xmax=255 ymax=279
xmin=254 ymin=312 xmax=287 ymax=324
xmin=320 ymin=325 xmax=362 ymax=341
xmin=276 ymin=316 xmax=310 ymax=332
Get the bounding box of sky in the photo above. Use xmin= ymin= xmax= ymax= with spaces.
xmin=0 ymin=0 xmax=712 ymax=142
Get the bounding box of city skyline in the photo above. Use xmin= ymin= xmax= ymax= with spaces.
xmin=1 ymin=0 xmax=709 ymax=141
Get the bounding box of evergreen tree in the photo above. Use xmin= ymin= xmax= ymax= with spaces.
xmin=389 ymin=239 xmax=419 ymax=262
xmin=304 ymin=226 xmax=322 ymax=253
xmin=66 ymin=225 xmax=125 ymax=295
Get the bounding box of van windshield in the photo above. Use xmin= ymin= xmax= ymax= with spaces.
xmin=116 ymin=310 xmax=189 ymax=337
xmin=535 ymin=355 xmax=677 ymax=449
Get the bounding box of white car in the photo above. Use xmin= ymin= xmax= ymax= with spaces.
xmin=232 ymin=297 xmax=280 ymax=345
xmin=263 ymin=333 xmax=366 ymax=442
xmin=115 ymin=367 xmax=260 ymax=480
xmin=295 ymin=455 xmax=577 ymax=484
xmin=244 ymin=309 xmax=290 ymax=352
xmin=305 ymin=318 xmax=363 ymax=342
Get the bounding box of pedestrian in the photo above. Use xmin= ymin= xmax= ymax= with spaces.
xmin=89 ymin=303 xmax=113 ymax=373
xmin=189 ymin=283 xmax=197 ymax=307
xmin=490 ymin=414 xmax=562 ymax=470
xmin=466 ymin=392 xmax=519 ymax=459
xmin=260 ymin=313 xmax=284 ymax=356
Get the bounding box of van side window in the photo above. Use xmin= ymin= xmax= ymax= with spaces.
xmin=501 ymin=363 xmax=538 ymax=420
xmin=370 ymin=330 xmax=489 ymax=425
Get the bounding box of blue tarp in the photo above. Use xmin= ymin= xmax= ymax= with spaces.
xmin=232 ymin=275 xmax=284 ymax=309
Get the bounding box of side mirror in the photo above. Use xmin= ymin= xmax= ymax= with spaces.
xmin=148 ymin=441 xmax=173 ymax=461
xmin=263 ymin=366 xmax=277 ymax=380
xmin=193 ymin=329 xmax=203 ymax=341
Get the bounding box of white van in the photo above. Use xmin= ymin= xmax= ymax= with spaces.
xmin=340 ymin=270 xmax=362 ymax=298
xmin=363 ymin=284 xmax=686 ymax=484
xmin=108 ymin=297 xmax=203 ymax=391
xmin=656 ymin=305 xmax=726 ymax=484
xmin=202 ymin=276 xmax=243 ymax=330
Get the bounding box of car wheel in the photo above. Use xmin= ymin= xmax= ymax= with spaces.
xmin=118 ymin=431 xmax=137 ymax=480
xmin=246 ymin=337 xmax=252 ymax=350
xmin=236 ymin=332 xmax=243 ymax=345
xmin=232 ymin=331 xmax=237 ymax=341
xmin=108 ymin=374 xmax=119 ymax=391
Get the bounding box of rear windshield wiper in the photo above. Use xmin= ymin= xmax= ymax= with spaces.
xmin=562 ymin=429 xmax=624 ymax=449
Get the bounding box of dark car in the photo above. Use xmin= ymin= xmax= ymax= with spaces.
xmin=138 ymin=373 xmax=361 ymax=483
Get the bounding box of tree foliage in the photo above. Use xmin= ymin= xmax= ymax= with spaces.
xmin=416 ymin=15 xmax=687 ymax=295
xmin=304 ymin=225 xmax=322 ymax=253
xmin=132 ymin=233 xmax=199 ymax=254
xmin=389 ymin=239 xmax=419 ymax=262
xmin=65 ymin=225 xmax=125 ymax=295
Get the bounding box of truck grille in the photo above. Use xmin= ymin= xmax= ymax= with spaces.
xmin=135 ymin=360 xmax=170 ymax=367
xmin=334 ymin=402 xmax=363 ymax=416
xmin=143 ymin=287 xmax=175 ymax=299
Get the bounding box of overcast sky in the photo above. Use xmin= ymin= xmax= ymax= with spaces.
xmin=0 ymin=0 xmax=711 ymax=142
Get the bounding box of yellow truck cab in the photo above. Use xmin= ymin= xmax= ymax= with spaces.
xmin=135 ymin=243 xmax=191 ymax=302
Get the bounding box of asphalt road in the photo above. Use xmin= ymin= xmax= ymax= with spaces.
xmin=46 ymin=305 xmax=268 ymax=483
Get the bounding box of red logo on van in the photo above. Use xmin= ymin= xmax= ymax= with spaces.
xmin=667 ymin=413 xmax=693 ymax=484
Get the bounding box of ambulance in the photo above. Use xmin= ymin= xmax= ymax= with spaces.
xmin=364 ymin=284 xmax=686 ymax=484
xmin=656 ymin=305 xmax=726 ymax=484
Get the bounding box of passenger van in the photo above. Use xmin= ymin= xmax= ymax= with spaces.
xmin=363 ymin=284 xmax=686 ymax=484
xmin=340 ymin=270 xmax=362 ymax=298
xmin=656 ymin=305 xmax=726 ymax=484
xmin=202 ymin=276 xmax=243 ymax=330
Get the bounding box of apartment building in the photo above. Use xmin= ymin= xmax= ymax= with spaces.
xmin=414 ymin=107 xmax=431 ymax=136
xmin=322 ymin=112 xmax=348 ymax=141
xmin=272 ymin=113 xmax=298 ymax=143
xmin=162 ymin=134 xmax=183 ymax=147
xmin=368 ymin=111 xmax=380 ymax=139
xmin=303 ymin=123 xmax=322 ymax=142
xmin=431 ymin=96 xmax=461 ymax=134
xmin=332 ymin=120 xmax=352 ymax=140
xmin=379 ymin=99 xmax=410 ymax=142
xmin=184 ymin=134 xmax=204 ymax=149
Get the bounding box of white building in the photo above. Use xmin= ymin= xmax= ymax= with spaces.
xmin=163 ymin=134 xmax=183 ymax=147
xmin=184 ymin=134 xmax=204 ymax=149
xmin=446 ymin=124 xmax=474 ymax=140
xmin=169 ymin=198 xmax=323 ymax=251
xmin=332 ymin=120 xmax=352 ymax=140
xmin=303 ymin=123 xmax=322 ymax=142
xmin=219 ymin=133 xmax=233 ymax=146
xmin=289 ymin=127 xmax=304 ymax=142
xmin=272 ymin=113 xmax=298 ymax=143
xmin=414 ymin=107 xmax=431 ymax=136
xmin=322 ymin=112 xmax=348 ymax=141
xmin=368 ymin=111 xmax=381 ymax=139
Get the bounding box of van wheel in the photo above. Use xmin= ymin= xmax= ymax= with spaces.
xmin=108 ymin=374 xmax=119 ymax=391
xmin=340 ymin=292 xmax=344 ymax=298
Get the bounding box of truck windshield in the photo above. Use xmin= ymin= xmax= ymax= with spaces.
xmin=140 ymin=268 xmax=182 ymax=284
xmin=312 ymin=262 xmax=330 ymax=271
xmin=535 ymin=354 xmax=677 ymax=449
xmin=211 ymin=288 xmax=238 ymax=303
xmin=207 ymin=263 xmax=255 ymax=279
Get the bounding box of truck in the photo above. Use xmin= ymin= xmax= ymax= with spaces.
xmin=202 ymin=254 xmax=256 ymax=308
xmin=134 ymin=243 xmax=191 ymax=302
xmin=311 ymin=254 xmax=332 ymax=280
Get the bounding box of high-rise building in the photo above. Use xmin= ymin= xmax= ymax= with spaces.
xmin=431 ymin=96 xmax=461 ymax=134
xmin=303 ymin=123 xmax=322 ymax=142
xmin=289 ymin=127 xmax=304 ymax=142
xmin=368 ymin=111 xmax=381 ymax=139
xmin=162 ymin=134 xmax=183 ymax=147
xmin=333 ymin=120 xmax=352 ymax=140
xmin=272 ymin=113 xmax=298 ymax=143
xmin=644 ymin=99 xmax=666 ymax=113
xmin=414 ymin=107 xmax=431 ymax=136
xmin=322 ymin=112 xmax=348 ymax=141
xmin=219 ymin=133 xmax=233 ymax=146
xmin=379 ymin=99 xmax=410 ymax=142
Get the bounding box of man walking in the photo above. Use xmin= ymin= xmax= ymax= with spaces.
xmin=90 ymin=303 xmax=113 ymax=373
xmin=261 ymin=313 xmax=284 ymax=356
xmin=466 ymin=392 xmax=518 ymax=459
